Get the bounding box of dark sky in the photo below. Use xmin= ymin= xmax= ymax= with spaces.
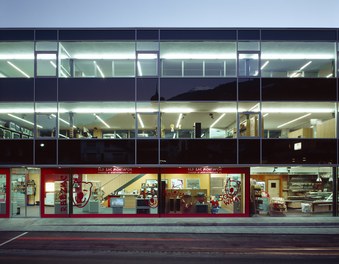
xmin=1 ymin=0 xmax=339 ymax=28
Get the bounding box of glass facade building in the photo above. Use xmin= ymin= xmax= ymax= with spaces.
xmin=0 ymin=28 xmax=338 ymax=218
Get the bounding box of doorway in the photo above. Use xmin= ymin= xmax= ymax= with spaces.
xmin=268 ymin=179 xmax=280 ymax=198
xmin=10 ymin=168 xmax=40 ymax=217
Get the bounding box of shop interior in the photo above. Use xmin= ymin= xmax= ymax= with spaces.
xmin=251 ymin=167 xmax=336 ymax=216
xmin=1 ymin=166 xmax=338 ymax=217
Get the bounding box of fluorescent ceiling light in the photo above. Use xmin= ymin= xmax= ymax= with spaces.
xmin=94 ymin=113 xmax=110 ymax=128
xmin=277 ymin=113 xmax=311 ymax=128
xmin=138 ymin=53 xmax=157 ymax=59
xmin=49 ymin=61 xmax=68 ymax=78
xmin=37 ymin=54 xmax=56 ymax=60
xmin=262 ymin=54 xmax=334 ymax=60
xmin=299 ymin=61 xmax=312 ymax=70
xmin=51 ymin=114 xmax=76 ymax=128
xmin=262 ymin=108 xmax=333 ymax=113
xmin=248 ymin=103 xmax=260 ymax=112
xmin=137 ymin=61 xmax=142 ymax=76
xmin=326 ymin=73 xmax=333 ymax=78
xmin=59 ymin=44 xmax=72 ymax=58
xmin=72 ymin=53 xmax=135 ymax=60
xmin=213 ymin=108 xmax=236 ymax=113
xmin=8 ymin=113 xmax=42 ymax=128
xmin=210 ymin=113 xmax=226 ymax=128
xmin=93 ymin=61 xmax=105 ymax=78
xmin=137 ymin=114 xmax=144 ymax=128
xmin=59 ymin=134 xmax=70 ymax=139
xmin=261 ymin=61 xmax=269 ymax=70
xmin=161 ymin=108 xmax=193 ymax=113
xmin=263 ymin=113 xmax=269 ymax=117
xmin=176 ymin=113 xmax=183 ymax=128
xmin=161 ymin=53 xmax=236 ymax=60
xmin=7 ymin=61 xmax=30 ymax=78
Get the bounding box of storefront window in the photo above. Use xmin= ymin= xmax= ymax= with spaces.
xmin=262 ymin=102 xmax=336 ymax=138
xmin=261 ymin=42 xmax=336 ymax=78
xmin=43 ymin=172 xmax=70 ymax=216
xmin=251 ymin=167 xmax=334 ymax=216
xmin=70 ymin=172 xmax=158 ymax=215
xmin=59 ymin=41 xmax=136 ymax=78
xmin=160 ymin=102 xmax=237 ymax=139
xmin=0 ymin=174 xmax=6 ymax=215
xmin=160 ymin=42 xmax=236 ymax=77
xmin=162 ymin=172 xmax=245 ymax=215
xmin=0 ymin=42 xmax=34 ymax=78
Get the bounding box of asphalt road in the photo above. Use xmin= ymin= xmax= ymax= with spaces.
xmin=1 ymin=231 xmax=339 ymax=263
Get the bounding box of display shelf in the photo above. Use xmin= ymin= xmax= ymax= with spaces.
xmin=287 ymin=175 xmax=317 ymax=201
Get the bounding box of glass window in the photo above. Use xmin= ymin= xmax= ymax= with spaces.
xmin=70 ymin=173 xmax=158 ymax=215
xmin=0 ymin=173 xmax=7 ymax=215
xmin=58 ymin=102 xmax=136 ymax=139
xmin=160 ymin=102 xmax=237 ymax=139
xmin=35 ymin=102 xmax=57 ymax=138
xmin=160 ymin=42 xmax=236 ymax=77
xmin=262 ymin=102 xmax=336 ymax=139
xmin=59 ymin=41 xmax=136 ymax=78
xmin=0 ymin=42 xmax=34 ymax=78
xmin=162 ymin=172 xmax=245 ymax=214
xmin=238 ymin=52 xmax=259 ymax=77
xmin=43 ymin=172 xmax=70 ymax=215
xmin=238 ymin=102 xmax=261 ymax=137
xmin=261 ymin=42 xmax=336 ymax=78
xmin=0 ymin=102 xmax=34 ymax=139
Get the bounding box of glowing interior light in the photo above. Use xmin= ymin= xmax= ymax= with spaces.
xmin=210 ymin=113 xmax=226 ymax=128
xmin=7 ymin=61 xmax=30 ymax=78
xmin=277 ymin=113 xmax=311 ymax=128
xmin=8 ymin=113 xmax=42 ymax=128
xmin=137 ymin=114 xmax=145 ymax=128
xmin=137 ymin=61 xmax=142 ymax=76
xmin=261 ymin=61 xmax=269 ymax=70
xmin=93 ymin=113 xmax=110 ymax=128
xmin=176 ymin=113 xmax=183 ymax=128
xmin=93 ymin=61 xmax=105 ymax=78
xmin=299 ymin=61 xmax=312 ymax=70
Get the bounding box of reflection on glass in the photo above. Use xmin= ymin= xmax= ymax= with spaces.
xmin=0 ymin=42 xmax=34 ymax=78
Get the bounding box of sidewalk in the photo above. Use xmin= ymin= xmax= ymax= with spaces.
xmin=1 ymin=216 xmax=339 ymax=234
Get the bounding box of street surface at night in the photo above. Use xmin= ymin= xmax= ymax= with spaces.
xmin=1 ymin=231 xmax=339 ymax=263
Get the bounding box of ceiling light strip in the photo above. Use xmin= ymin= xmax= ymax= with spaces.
xmin=277 ymin=113 xmax=311 ymax=128
xmin=176 ymin=113 xmax=183 ymax=128
xmin=210 ymin=113 xmax=226 ymax=128
xmin=93 ymin=61 xmax=105 ymax=78
xmin=93 ymin=113 xmax=110 ymax=128
xmin=137 ymin=114 xmax=145 ymax=128
xmin=7 ymin=61 xmax=30 ymax=78
xmin=260 ymin=61 xmax=269 ymax=70
xmin=8 ymin=113 xmax=42 ymax=128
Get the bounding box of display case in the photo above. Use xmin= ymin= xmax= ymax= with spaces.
xmin=286 ymin=175 xmax=317 ymax=208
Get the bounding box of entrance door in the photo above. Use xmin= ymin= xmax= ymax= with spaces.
xmin=268 ymin=179 xmax=280 ymax=198
xmin=10 ymin=168 xmax=40 ymax=217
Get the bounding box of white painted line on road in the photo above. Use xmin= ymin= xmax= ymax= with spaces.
xmin=0 ymin=232 xmax=28 ymax=247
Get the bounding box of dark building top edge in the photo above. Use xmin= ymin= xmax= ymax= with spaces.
xmin=0 ymin=28 xmax=338 ymax=41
